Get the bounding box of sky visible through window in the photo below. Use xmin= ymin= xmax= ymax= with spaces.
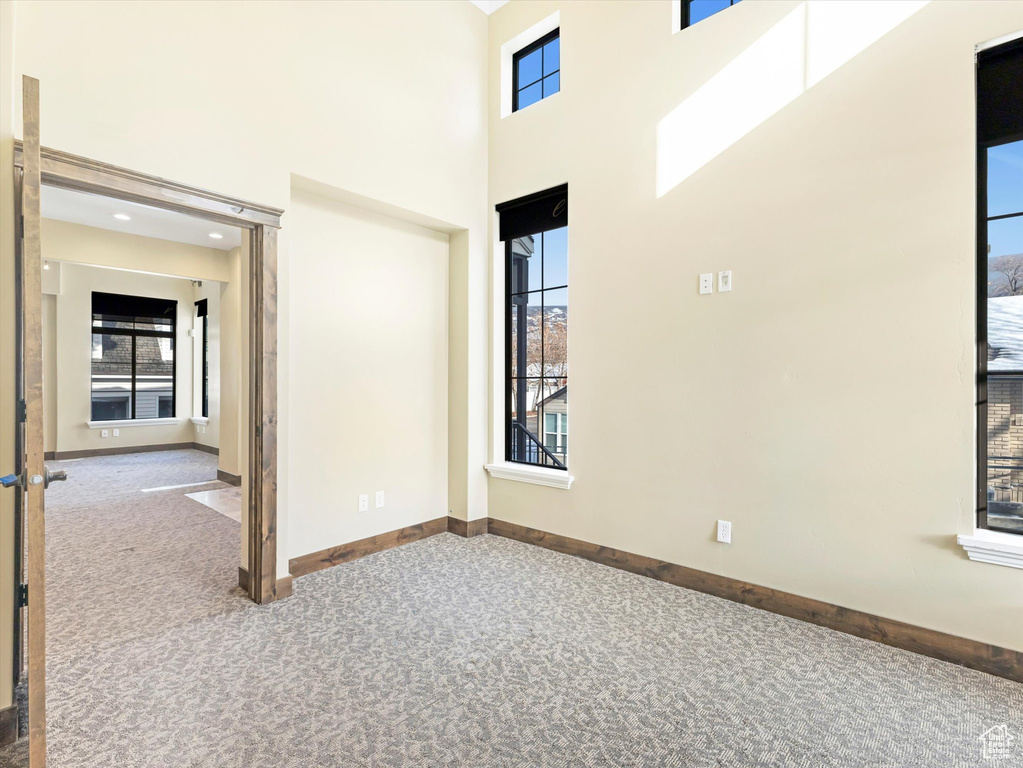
xmin=515 ymin=34 xmax=560 ymax=111
xmin=986 ymin=140 xmax=1023 ymax=372
xmin=988 ymin=140 xmax=1023 ymax=277
xmin=687 ymin=0 xmax=741 ymax=28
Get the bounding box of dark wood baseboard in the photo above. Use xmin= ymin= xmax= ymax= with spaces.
xmin=281 ymin=515 xmax=1021 ymax=683
xmin=0 ymin=703 xmax=17 ymax=747
xmin=51 ymin=441 xmax=220 ymax=460
xmin=276 ymin=574 xmax=293 ymax=599
xmin=218 ymin=469 xmax=242 ymax=486
xmin=486 ymin=518 xmax=1023 ymax=684
xmin=290 ymin=516 xmax=449 ymax=578
xmin=447 ymin=516 xmax=488 ymax=538
xmin=44 ymin=451 xmax=54 ymax=460
xmin=53 ymin=442 xmax=194 ymax=460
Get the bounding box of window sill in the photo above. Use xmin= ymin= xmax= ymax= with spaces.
xmin=485 ymin=462 xmax=574 ymax=490
xmin=87 ymin=418 xmax=181 ymax=429
xmin=190 ymin=417 xmax=209 ymax=426
xmin=958 ymin=529 xmax=1023 ymax=570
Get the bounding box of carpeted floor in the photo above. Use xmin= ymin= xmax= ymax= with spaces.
xmin=0 ymin=450 xmax=1020 ymax=767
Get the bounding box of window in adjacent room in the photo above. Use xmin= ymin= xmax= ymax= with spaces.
xmin=498 ymin=184 xmax=568 ymax=469
xmin=513 ymin=28 xmax=560 ymax=112
xmin=91 ymin=292 xmax=177 ymax=421
xmin=978 ymin=35 xmax=1023 ymax=535
xmin=195 ymin=299 xmax=209 ymax=419
xmin=681 ymin=0 xmax=741 ymax=30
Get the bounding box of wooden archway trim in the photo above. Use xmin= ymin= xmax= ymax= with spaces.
xmin=15 ymin=140 xmax=285 ymax=605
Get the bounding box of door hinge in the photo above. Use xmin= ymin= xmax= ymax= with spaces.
xmin=16 ymin=584 xmax=27 ymax=609
xmin=18 ymin=399 xmax=26 ymax=423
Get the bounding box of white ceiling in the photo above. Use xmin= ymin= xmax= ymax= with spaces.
xmin=469 ymin=0 xmax=508 ymax=15
xmin=40 ymin=186 xmax=242 ymax=251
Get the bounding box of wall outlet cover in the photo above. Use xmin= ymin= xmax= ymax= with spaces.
xmin=101 ymin=429 xmax=109 ymax=438
xmin=717 ymin=520 xmax=732 ymax=544
xmin=375 ymin=491 xmax=385 ymax=509
xmin=113 ymin=428 xmax=120 ymax=437
xmin=699 ymin=273 xmax=714 ymax=295
xmin=358 ymin=494 xmax=369 ymax=512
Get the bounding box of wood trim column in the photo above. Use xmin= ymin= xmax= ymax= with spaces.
xmin=248 ymin=225 xmax=279 ymax=604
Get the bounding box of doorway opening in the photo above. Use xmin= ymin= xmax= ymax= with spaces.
xmin=10 ymin=122 xmax=284 ymax=766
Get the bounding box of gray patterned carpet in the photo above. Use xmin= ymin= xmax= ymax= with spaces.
xmin=0 ymin=450 xmax=1021 ymax=767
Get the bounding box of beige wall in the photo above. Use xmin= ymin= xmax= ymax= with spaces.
xmin=2 ymin=0 xmax=490 ymax=592
xmin=288 ymin=189 xmax=450 ymax=557
xmin=38 ymin=219 xmax=239 ymax=455
xmin=218 ymin=243 xmax=245 ymax=483
xmin=487 ymin=0 xmax=1023 ymax=653
xmin=52 ymin=262 xmax=195 ymax=452
xmin=42 ymin=217 xmax=230 ymax=282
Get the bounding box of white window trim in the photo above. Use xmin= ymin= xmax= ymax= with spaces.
xmin=958 ymin=528 xmax=1023 ymax=570
xmin=500 ymin=11 xmax=560 ymax=119
xmin=485 ymin=461 xmax=574 ymax=490
xmin=87 ymin=418 xmax=181 ymax=429
xmin=190 ymin=416 xmax=209 ymax=426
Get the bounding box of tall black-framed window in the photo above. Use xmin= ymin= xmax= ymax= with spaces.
xmin=513 ymin=28 xmax=560 ymax=112
xmin=497 ymin=184 xmax=568 ymax=469
xmin=196 ymin=299 xmax=209 ymax=419
xmin=91 ymin=292 xmax=177 ymax=421
xmin=977 ymin=35 xmax=1023 ymax=535
xmin=680 ymin=0 xmax=741 ymax=30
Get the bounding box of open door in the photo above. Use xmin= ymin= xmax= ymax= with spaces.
xmin=20 ymin=74 xmax=63 ymax=768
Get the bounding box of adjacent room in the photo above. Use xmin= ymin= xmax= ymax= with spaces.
xmin=0 ymin=1 xmax=1021 ymax=767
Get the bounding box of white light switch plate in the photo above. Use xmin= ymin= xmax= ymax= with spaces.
xmin=101 ymin=429 xmax=109 ymax=438
xmin=358 ymin=494 xmax=369 ymax=512
xmin=375 ymin=491 xmax=385 ymax=509
xmin=113 ymin=428 xmax=120 ymax=437
xmin=699 ymin=273 xmax=714 ymax=295
xmin=718 ymin=270 xmax=732 ymax=292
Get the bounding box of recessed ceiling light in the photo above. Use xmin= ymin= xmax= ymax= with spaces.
xmin=209 ymin=233 xmax=223 ymax=239
xmin=113 ymin=213 xmax=131 ymax=221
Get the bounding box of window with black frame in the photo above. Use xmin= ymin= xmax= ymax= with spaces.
xmin=513 ymin=28 xmax=560 ymax=112
xmin=978 ymin=36 xmax=1023 ymax=535
xmin=498 ymin=185 xmax=568 ymax=469
xmin=196 ymin=299 xmax=209 ymax=419
xmin=91 ymin=292 xmax=176 ymax=421
xmin=680 ymin=0 xmax=741 ymax=30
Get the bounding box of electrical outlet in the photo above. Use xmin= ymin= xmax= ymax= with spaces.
xmin=375 ymin=491 xmax=385 ymax=509
xmin=113 ymin=428 xmax=120 ymax=437
xmin=717 ymin=520 xmax=732 ymax=544
xmin=358 ymin=494 xmax=369 ymax=512
xmin=101 ymin=429 xmax=109 ymax=438
xmin=718 ymin=270 xmax=732 ymax=292
xmin=699 ymin=273 xmax=714 ymax=295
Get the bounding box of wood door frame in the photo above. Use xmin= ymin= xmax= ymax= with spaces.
xmin=13 ymin=140 xmax=286 ymax=606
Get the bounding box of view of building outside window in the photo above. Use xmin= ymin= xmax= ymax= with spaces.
xmin=91 ymin=308 xmax=175 ymax=421
xmin=985 ymin=138 xmax=1023 ymax=533
xmin=509 ymin=227 xmax=568 ymax=468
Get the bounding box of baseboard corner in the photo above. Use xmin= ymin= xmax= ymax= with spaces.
xmin=218 ymin=469 xmax=242 ymax=486
xmin=447 ymin=516 xmax=489 ymax=538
